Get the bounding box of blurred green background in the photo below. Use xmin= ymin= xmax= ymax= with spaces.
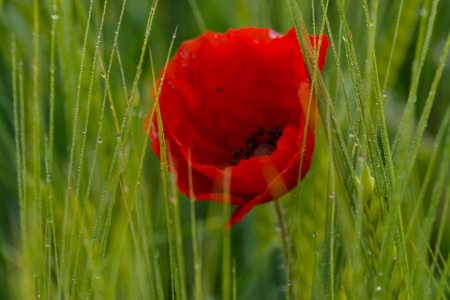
xmin=0 ymin=0 xmax=450 ymax=299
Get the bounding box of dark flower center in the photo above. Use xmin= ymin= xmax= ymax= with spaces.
xmin=231 ymin=126 xmax=282 ymax=165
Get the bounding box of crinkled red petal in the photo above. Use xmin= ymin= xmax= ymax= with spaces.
xmin=143 ymin=27 xmax=328 ymax=227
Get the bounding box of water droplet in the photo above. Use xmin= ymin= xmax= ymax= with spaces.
xmin=312 ymin=232 xmax=316 ymax=237
xmin=172 ymin=33 xmax=176 ymax=38
xmin=97 ymin=137 xmax=103 ymax=143
xmin=382 ymin=90 xmax=387 ymax=98
xmin=83 ymin=129 xmax=86 ymax=134
xmin=116 ymin=133 xmax=121 ymax=140
xmin=51 ymin=14 xmax=59 ymax=19
xmin=101 ymin=73 xmax=105 ymax=78
xmin=420 ymin=8 xmax=428 ymax=17
xmin=376 ymin=286 xmax=381 ymax=291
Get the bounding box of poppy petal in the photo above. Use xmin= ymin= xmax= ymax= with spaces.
xmin=144 ymin=27 xmax=328 ymax=227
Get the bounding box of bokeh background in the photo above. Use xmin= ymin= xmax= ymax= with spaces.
xmin=0 ymin=0 xmax=450 ymax=299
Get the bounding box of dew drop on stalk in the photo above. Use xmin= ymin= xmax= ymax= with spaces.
xmin=420 ymin=8 xmax=428 ymax=17
xmin=97 ymin=137 xmax=103 ymax=143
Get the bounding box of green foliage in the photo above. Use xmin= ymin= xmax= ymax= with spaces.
xmin=1 ymin=0 xmax=450 ymax=299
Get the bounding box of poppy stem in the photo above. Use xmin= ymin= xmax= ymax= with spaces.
xmin=275 ymin=198 xmax=295 ymax=300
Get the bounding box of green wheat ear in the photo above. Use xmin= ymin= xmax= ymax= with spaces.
xmin=342 ymin=163 xmax=405 ymax=299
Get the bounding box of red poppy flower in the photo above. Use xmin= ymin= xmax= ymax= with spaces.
xmin=144 ymin=27 xmax=329 ymax=228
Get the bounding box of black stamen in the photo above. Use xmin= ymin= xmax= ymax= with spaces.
xmin=231 ymin=125 xmax=282 ymax=165
xmin=256 ymin=126 xmax=264 ymax=136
